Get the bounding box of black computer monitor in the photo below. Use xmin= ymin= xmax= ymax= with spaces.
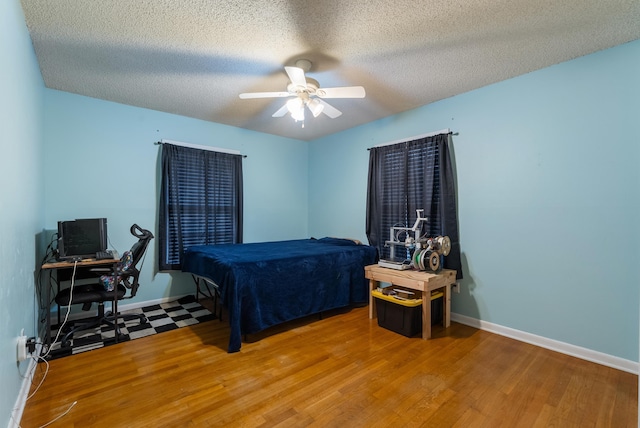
xmin=57 ymin=218 xmax=108 ymax=260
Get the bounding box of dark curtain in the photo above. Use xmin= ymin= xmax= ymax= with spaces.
xmin=437 ymin=135 xmax=462 ymax=279
xmin=159 ymin=143 xmax=243 ymax=270
xmin=366 ymin=133 xmax=462 ymax=279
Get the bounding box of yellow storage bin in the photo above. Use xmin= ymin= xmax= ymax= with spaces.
xmin=372 ymin=289 xmax=444 ymax=337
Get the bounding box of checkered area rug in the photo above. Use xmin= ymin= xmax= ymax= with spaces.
xmin=47 ymin=296 xmax=214 ymax=360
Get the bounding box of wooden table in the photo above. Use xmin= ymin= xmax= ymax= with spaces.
xmin=365 ymin=265 xmax=456 ymax=339
xmin=42 ymin=258 xmax=119 ymax=270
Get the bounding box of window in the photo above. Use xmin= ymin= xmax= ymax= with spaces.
xmin=159 ymin=143 xmax=243 ymax=270
xmin=380 ymin=141 xmax=441 ymax=256
xmin=366 ymin=132 xmax=462 ymax=278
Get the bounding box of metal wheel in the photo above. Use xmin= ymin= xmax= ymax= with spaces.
xmin=427 ymin=250 xmax=440 ymax=271
xmin=437 ymin=236 xmax=451 ymax=256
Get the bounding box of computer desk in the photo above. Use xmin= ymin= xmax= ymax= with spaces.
xmin=41 ymin=257 xmax=120 ymax=356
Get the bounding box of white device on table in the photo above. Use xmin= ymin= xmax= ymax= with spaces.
xmin=378 ymin=259 xmax=411 ymax=270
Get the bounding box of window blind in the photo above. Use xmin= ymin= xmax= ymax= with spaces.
xmin=372 ymin=138 xmax=441 ymax=260
xmin=159 ymin=143 xmax=243 ymax=270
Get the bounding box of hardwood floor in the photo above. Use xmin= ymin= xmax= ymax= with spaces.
xmin=21 ymin=303 xmax=637 ymax=427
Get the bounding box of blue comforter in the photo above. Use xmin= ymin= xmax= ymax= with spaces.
xmin=182 ymin=238 xmax=378 ymax=352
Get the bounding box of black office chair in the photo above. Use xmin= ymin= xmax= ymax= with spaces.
xmin=54 ymin=224 xmax=154 ymax=348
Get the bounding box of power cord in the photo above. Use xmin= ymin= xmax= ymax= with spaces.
xmin=15 ymin=261 xmax=80 ymax=428
xmin=12 ymin=352 xmax=77 ymax=428
xmin=40 ymin=261 xmax=77 ymax=359
xmin=37 ymin=401 xmax=78 ymax=428
xmin=36 ymin=234 xmax=59 ymax=327
xmin=26 ymin=354 xmax=49 ymax=400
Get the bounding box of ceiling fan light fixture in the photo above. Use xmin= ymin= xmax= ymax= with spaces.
xmin=291 ymin=106 xmax=305 ymax=122
xmin=286 ymin=97 xmax=303 ymax=114
xmin=307 ymin=98 xmax=324 ymax=117
xmin=240 ymin=63 xmax=360 ymax=124
xmin=287 ymin=98 xmax=305 ymax=121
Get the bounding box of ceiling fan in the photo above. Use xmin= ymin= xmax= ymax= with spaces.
xmin=239 ymin=59 xmax=365 ymax=122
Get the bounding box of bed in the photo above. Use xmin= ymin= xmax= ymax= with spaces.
xmin=182 ymin=237 xmax=378 ymax=352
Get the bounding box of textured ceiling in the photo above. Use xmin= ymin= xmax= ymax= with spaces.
xmin=20 ymin=0 xmax=640 ymax=141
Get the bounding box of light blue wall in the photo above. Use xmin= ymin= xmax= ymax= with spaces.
xmin=1 ymin=0 xmax=45 ymax=426
xmin=43 ymin=90 xmax=309 ymax=304
xmin=309 ymin=40 xmax=640 ymax=361
xmin=4 ymin=0 xmax=639 ymax=422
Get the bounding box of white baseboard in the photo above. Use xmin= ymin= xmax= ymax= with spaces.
xmin=112 ymin=294 xmax=193 ymax=313
xmin=11 ymin=342 xmax=42 ymax=428
xmin=49 ymin=294 xmax=193 ymax=322
xmin=451 ymin=312 xmax=638 ymax=375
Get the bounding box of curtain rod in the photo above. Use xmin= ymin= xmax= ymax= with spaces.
xmin=154 ymin=140 xmax=247 ymax=157
xmin=367 ymin=129 xmax=458 ymax=150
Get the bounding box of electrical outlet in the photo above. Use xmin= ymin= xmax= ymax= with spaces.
xmin=452 ymin=283 xmax=460 ymax=294
xmin=26 ymin=337 xmax=37 ymax=354
xmin=17 ymin=330 xmax=28 ymax=362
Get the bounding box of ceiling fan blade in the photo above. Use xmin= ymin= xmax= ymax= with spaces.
xmin=284 ymin=66 xmax=307 ymax=88
xmin=272 ymin=103 xmax=289 ymax=117
xmin=239 ymin=91 xmax=291 ymax=99
xmin=316 ymin=99 xmax=342 ymax=118
xmin=316 ymin=86 xmax=366 ymax=99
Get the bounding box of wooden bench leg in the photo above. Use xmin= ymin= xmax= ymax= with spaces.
xmin=422 ymin=290 xmax=432 ymax=339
